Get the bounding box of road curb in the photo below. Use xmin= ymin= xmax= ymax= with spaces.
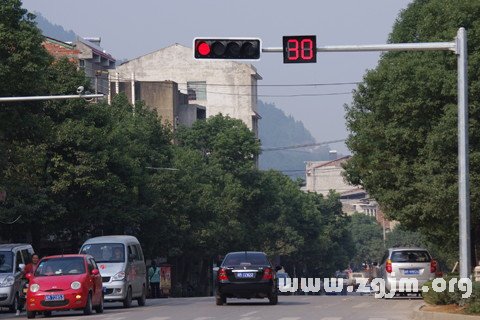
xmin=412 ymin=304 xmax=480 ymax=320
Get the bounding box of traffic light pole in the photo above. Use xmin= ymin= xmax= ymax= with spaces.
xmin=263 ymin=28 xmax=470 ymax=279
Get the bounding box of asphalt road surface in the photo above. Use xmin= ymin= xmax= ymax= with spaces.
xmin=0 ymin=295 xmax=422 ymax=320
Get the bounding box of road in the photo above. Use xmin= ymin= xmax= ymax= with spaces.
xmin=0 ymin=295 xmax=422 ymax=320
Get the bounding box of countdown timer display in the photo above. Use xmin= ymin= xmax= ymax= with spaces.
xmin=282 ymin=35 xmax=317 ymax=63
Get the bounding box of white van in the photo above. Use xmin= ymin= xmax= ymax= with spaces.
xmin=79 ymin=236 xmax=146 ymax=307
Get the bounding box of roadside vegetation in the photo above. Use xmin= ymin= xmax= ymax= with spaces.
xmin=0 ymin=0 xmax=355 ymax=296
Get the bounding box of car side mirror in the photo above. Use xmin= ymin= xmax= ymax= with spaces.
xmin=91 ymin=269 xmax=100 ymax=275
xmin=18 ymin=264 xmax=25 ymax=272
xmin=25 ymin=272 xmax=33 ymax=280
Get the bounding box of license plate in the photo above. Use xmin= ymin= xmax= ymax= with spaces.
xmin=404 ymin=269 xmax=420 ymax=275
xmin=45 ymin=294 xmax=64 ymax=301
xmin=236 ymin=272 xmax=255 ymax=278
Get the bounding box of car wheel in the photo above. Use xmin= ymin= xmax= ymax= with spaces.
xmin=8 ymin=293 xmax=18 ymax=312
xmin=27 ymin=311 xmax=36 ymax=319
xmin=137 ymin=285 xmax=146 ymax=306
xmin=123 ymin=287 xmax=132 ymax=308
xmin=83 ymin=293 xmax=93 ymax=315
xmin=215 ymin=294 xmax=226 ymax=306
xmin=43 ymin=311 xmax=52 ymax=317
xmin=269 ymin=292 xmax=278 ymax=305
xmin=94 ymin=294 xmax=104 ymax=313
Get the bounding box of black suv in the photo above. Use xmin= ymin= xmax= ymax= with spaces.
xmin=215 ymin=251 xmax=278 ymax=305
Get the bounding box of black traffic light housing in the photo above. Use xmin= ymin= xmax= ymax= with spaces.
xmin=194 ymin=38 xmax=261 ymax=60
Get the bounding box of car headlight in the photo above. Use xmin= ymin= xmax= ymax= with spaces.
xmin=71 ymin=281 xmax=81 ymax=290
xmin=112 ymin=271 xmax=125 ymax=281
xmin=29 ymin=284 xmax=40 ymax=293
xmin=0 ymin=276 xmax=14 ymax=287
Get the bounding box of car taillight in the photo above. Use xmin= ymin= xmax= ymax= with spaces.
xmin=430 ymin=259 xmax=437 ymax=273
xmin=217 ymin=268 xmax=228 ymax=281
xmin=262 ymin=267 xmax=273 ymax=280
xmin=386 ymin=259 xmax=392 ymax=273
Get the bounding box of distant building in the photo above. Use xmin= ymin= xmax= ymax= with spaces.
xmin=42 ymin=36 xmax=116 ymax=95
xmin=111 ymin=44 xmax=262 ymax=136
xmin=305 ymin=156 xmax=352 ymax=196
xmin=42 ymin=37 xmax=80 ymax=63
xmin=305 ymin=156 xmax=396 ymax=230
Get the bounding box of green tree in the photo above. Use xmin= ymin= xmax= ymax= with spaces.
xmin=343 ymin=0 xmax=480 ymax=267
xmin=348 ymin=213 xmax=384 ymax=267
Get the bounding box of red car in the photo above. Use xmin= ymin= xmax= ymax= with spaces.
xmin=25 ymin=254 xmax=103 ymax=319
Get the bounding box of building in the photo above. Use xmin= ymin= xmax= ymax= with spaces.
xmin=75 ymin=37 xmax=116 ymax=95
xmin=110 ymin=80 xmax=205 ymax=128
xmin=42 ymin=36 xmax=116 ymax=95
xmin=42 ymin=37 xmax=80 ymax=63
xmin=305 ymin=156 xmax=352 ymax=196
xmin=111 ymin=44 xmax=262 ymax=136
xmin=305 ymin=157 xmax=396 ymax=230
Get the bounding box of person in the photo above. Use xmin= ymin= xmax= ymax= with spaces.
xmin=16 ymin=254 xmax=40 ymax=316
xmin=148 ymin=260 xmax=160 ymax=298
xmin=24 ymin=254 xmax=39 ymax=275
xmin=113 ymin=247 xmax=124 ymax=261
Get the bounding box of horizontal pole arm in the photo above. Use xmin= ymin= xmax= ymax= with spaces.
xmin=263 ymin=42 xmax=456 ymax=53
xmin=0 ymin=94 xmax=104 ymax=102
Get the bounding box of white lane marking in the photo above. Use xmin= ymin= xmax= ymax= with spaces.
xmin=241 ymin=311 xmax=259 ymax=317
xmin=193 ymin=317 xmax=215 ymax=320
xmin=352 ymin=302 xmax=371 ymax=308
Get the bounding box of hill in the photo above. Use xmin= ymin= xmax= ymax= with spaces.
xmin=33 ymin=12 xmax=77 ymax=42
xmin=258 ymin=101 xmax=331 ymax=179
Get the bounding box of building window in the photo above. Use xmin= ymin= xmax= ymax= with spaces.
xmin=79 ymin=59 xmax=85 ymax=69
xmin=187 ymin=81 xmax=206 ymax=101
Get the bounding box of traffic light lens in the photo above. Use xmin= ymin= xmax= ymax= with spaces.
xmin=241 ymin=42 xmax=255 ymax=57
xmin=197 ymin=42 xmax=211 ymax=56
xmin=226 ymin=42 xmax=240 ymax=57
xmin=211 ymin=42 xmax=226 ymax=56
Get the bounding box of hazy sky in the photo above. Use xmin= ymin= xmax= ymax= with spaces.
xmin=21 ymin=0 xmax=412 ymax=154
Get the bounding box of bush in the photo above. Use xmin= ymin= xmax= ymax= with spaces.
xmin=422 ymin=277 xmax=480 ymax=314
xmin=422 ymin=279 xmax=456 ymax=305
xmin=466 ymin=301 xmax=480 ymax=314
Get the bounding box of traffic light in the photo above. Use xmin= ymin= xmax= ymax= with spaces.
xmin=194 ymin=38 xmax=261 ymax=60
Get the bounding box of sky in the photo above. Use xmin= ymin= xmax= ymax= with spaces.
xmin=21 ymin=0 xmax=413 ymax=154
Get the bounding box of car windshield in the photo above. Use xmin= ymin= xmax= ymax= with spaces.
xmin=222 ymin=252 xmax=270 ymax=267
xmin=0 ymin=251 xmax=13 ymax=273
xmin=35 ymin=257 xmax=86 ymax=276
xmin=80 ymin=243 xmax=125 ymax=263
xmin=391 ymin=250 xmax=431 ymax=263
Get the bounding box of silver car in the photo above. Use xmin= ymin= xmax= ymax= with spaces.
xmin=379 ymin=247 xmax=436 ymax=294
xmin=0 ymin=244 xmax=34 ymax=312
xmin=79 ymin=236 xmax=147 ymax=308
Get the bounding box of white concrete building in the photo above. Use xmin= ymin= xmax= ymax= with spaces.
xmin=305 ymin=156 xmax=352 ymax=196
xmin=112 ymin=44 xmax=262 ymax=136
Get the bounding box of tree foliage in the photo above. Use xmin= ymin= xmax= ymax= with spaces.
xmin=343 ymin=0 xmax=480 ymax=265
xmin=1 ymin=0 xmax=356 ymax=296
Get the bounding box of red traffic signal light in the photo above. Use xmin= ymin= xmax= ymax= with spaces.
xmin=194 ymin=38 xmax=261 ymax=60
